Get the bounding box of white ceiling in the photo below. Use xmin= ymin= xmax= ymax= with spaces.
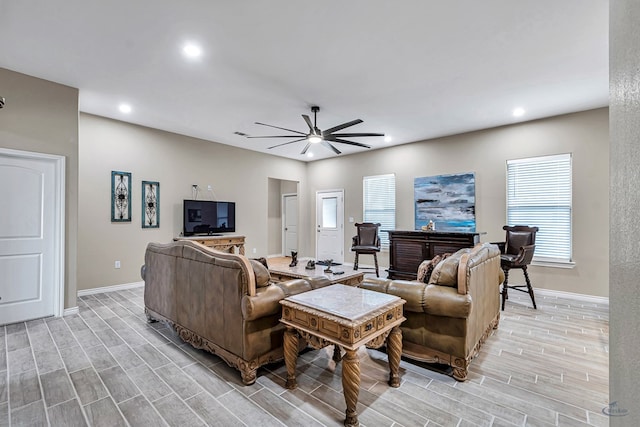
xmin=0 ymin=1 xmax=608 ymax=161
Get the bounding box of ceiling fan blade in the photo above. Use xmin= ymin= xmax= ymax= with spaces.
xmin=247 ymin=135 xmax=305 ymax=138
xmin=255 ymin=122 xmax=305 ymax=135
xmin=322 ymin=141 xmax=342 ymax=155
xmin=302 ymin=115 xmax=314 ymax=132
xmin=323 ymin=119 xmax=363 ymax=134
xmin=300 ymin=142 xmax=312 ymax=155
xmin=324 ymin=136 xmax=371 ymax=149
xmin=267 ymin=138 xmax=306 ymax=149
xmin=330 ymin=132 xmax=385 ymax=138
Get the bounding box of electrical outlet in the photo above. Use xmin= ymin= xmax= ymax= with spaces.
xmin=252 ymin=248 xmax=257 ymax=254
xmin=349 ymin=217 xmax=354 ymax=223
xmin=115 ymin=260 xmax=121 ymax=269
xmin=207 ymin=185 xmax=212 ymax=191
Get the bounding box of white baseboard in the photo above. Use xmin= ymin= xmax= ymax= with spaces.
xmin=535 ymin=287 xmax=609 ymax=304
xmin=63 ymin=307 xmax=79 ymax=316
xmin=77 ymin=281 xmax=144 ymax=297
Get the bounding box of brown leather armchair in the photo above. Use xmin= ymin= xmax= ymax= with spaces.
xmin=496 ymin=225 xmax=538 ymax=310
xmin=351 ymin=222 xmax=381 ymax=277
xmin=361 ymin=243 xmax=504 ymax=381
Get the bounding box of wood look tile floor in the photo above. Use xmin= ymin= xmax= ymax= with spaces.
xmin=0 ymin=286 xmax=609 ymax=426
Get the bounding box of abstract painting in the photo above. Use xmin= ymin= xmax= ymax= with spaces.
xmin=111 ymin=171 xmax=131 ymax=222
xmin=414 ymin=172 xmax=476 ymax=231
xmin=142 ymin=181 xmax=159 ymax=228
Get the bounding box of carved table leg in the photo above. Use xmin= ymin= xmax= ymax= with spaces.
xmin=386 ymin=326 xmax=402 ymax=387
xmin=332 ymin=345 xmax=342 ymax=363
xmin=283 ymin=327 xmax=298 ymax=389
xmin=341 ymin=349 xmax=360 ymax=427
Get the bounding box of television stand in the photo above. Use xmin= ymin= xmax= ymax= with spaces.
xmin=175 ymin=235 xmax=245 ymax=255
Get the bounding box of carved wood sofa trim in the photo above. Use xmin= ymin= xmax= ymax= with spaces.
xmin=145 ymin=307 xmax=305 ymax=385
xmin=400 ymin=312 xmax=500 ymax=381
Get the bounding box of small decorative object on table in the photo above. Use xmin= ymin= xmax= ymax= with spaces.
xmin=305 ymin=260 xmax=315 ymax=270
xmin=323 ymin=259 xmax=333 ymax=273
xmin=421 ymin=220 xmax=435 ymax=231
xmin=289 ymin=251 xmax=298 ymax=267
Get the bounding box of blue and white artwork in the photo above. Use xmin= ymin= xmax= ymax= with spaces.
xmin=414 ymin=173 xmax=476 ymax=231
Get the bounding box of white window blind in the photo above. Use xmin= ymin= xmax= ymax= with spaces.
xmin=506 ymin=153 xmax=572 ymax=264
xmin=363 ymin=174 xmax=395 ymax=248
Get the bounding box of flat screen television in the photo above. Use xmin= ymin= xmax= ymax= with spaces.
xmin=183 ymin=200 xmax=236 ymax=236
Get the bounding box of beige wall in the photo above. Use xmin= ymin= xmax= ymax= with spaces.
xmin=308 ymin=108 xmax=609 ymax=297
xmin=0 ymin=68 xmax=79 ymax=309
xmin=267 ymin=178 xmax=299 ymax=256
xmin=78 ymin=113 xmax=308 ymax=290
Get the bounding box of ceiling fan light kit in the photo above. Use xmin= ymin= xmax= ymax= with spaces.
xmin=244 ymin=106 xmax=384 ymax=156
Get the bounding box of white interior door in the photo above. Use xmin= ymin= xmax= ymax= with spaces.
xmin=283 ymin=194 xmax=298 ymax=255
xmin=316 ymin=190 xmax=344 ymax=263
xmin=0 ymin=148 xmax=64 ymax=325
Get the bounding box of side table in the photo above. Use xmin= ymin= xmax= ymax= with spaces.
xmin=280 ymin=284 xmax=406 ymax=427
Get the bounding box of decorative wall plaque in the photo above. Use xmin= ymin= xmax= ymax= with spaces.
xmin=111 ymin=171 xmax=132 ymax=222
xmin=142 ymin=180 xmax=159 ymax=228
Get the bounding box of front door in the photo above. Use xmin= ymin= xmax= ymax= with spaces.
xmin=283 ymin=194 xmax=298 ymax=255
xmin=0 ymin=148 xmax=64 ymax=325
xmin=316 ymin=190 xmax=344 ymax=263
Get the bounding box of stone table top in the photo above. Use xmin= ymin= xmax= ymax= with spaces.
xmin=283 ymin=284 xmax=401 ymax=321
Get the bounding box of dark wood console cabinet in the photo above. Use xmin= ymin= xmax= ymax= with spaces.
xmin=385 ymin=230 xmax=484 ymax=280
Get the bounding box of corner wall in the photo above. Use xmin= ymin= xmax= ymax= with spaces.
xmin=0 ymin=68 xmax=79 ymax=309
xmin=610 ymin=0 xmax=640 ymax=422
xmin=308 ymin=108 xmax=609 ymax=297
xmin=78 ymin=113 xmax=307 ymax=290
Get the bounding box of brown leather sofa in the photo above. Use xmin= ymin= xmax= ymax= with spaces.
xmin=360 ymin=243 xmax=504 ymax=381
xmin=141 ymin=240 xmax=330 ymax=385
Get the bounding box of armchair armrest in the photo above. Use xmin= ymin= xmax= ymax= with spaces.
xmin=513 ymin=244 xmax=535 ymax=266
xmin=242 ymin=278 xmax=313 ymax=321
xmin=424 ymin=284 xmax=472 ymax=318
xmin=362 ymin=277 xmax=429 ymax=313
xmin=241 ymin=285 xmax=286 ymax=321
xmin=360 ymin=277 xmax=392 ymax=293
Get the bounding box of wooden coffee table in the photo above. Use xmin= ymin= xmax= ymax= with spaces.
xmin=280 ymin=284 xmax=406 ymax=427
xmin=268 ymin=257 xmax=364 ymax=287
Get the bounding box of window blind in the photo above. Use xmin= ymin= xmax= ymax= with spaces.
xmin=363 ymin=174 xmax=395 ymax=248
xmin=506 ymin=153 xmax=572 ymax=263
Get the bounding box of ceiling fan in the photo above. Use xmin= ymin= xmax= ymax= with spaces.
xmin=244 ymin=106 xmax=384 ymax=155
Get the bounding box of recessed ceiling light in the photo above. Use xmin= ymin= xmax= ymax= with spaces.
xmin=513 ymin=107 xmax=525 ymax=117
xmin=306 ymin=152 xmax=314 ymax=158
xmin=119 ymin=104 xmax=132 ymax=114
xmin=183 ymin=43 xmax=202 ymax=58
xmin=384 ymin=135 xmax=392 ymax=143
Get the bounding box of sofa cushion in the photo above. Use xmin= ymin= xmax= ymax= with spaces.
xmin=250 ymin=259 xmax=271 ymax=287
xmin=428 ymin=249 xmax=470 ymax=287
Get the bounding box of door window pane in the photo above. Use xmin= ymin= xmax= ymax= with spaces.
xmin=322 ymin=197 xmax=337 ymax=228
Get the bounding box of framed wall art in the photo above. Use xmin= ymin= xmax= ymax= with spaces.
xmin=142 ymin=180 xmax=160 ymax=228
xmin=111 ymin=171 xmax=132 ymax=222
xmin=414 ymin=172 xmax=476 ymax=232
